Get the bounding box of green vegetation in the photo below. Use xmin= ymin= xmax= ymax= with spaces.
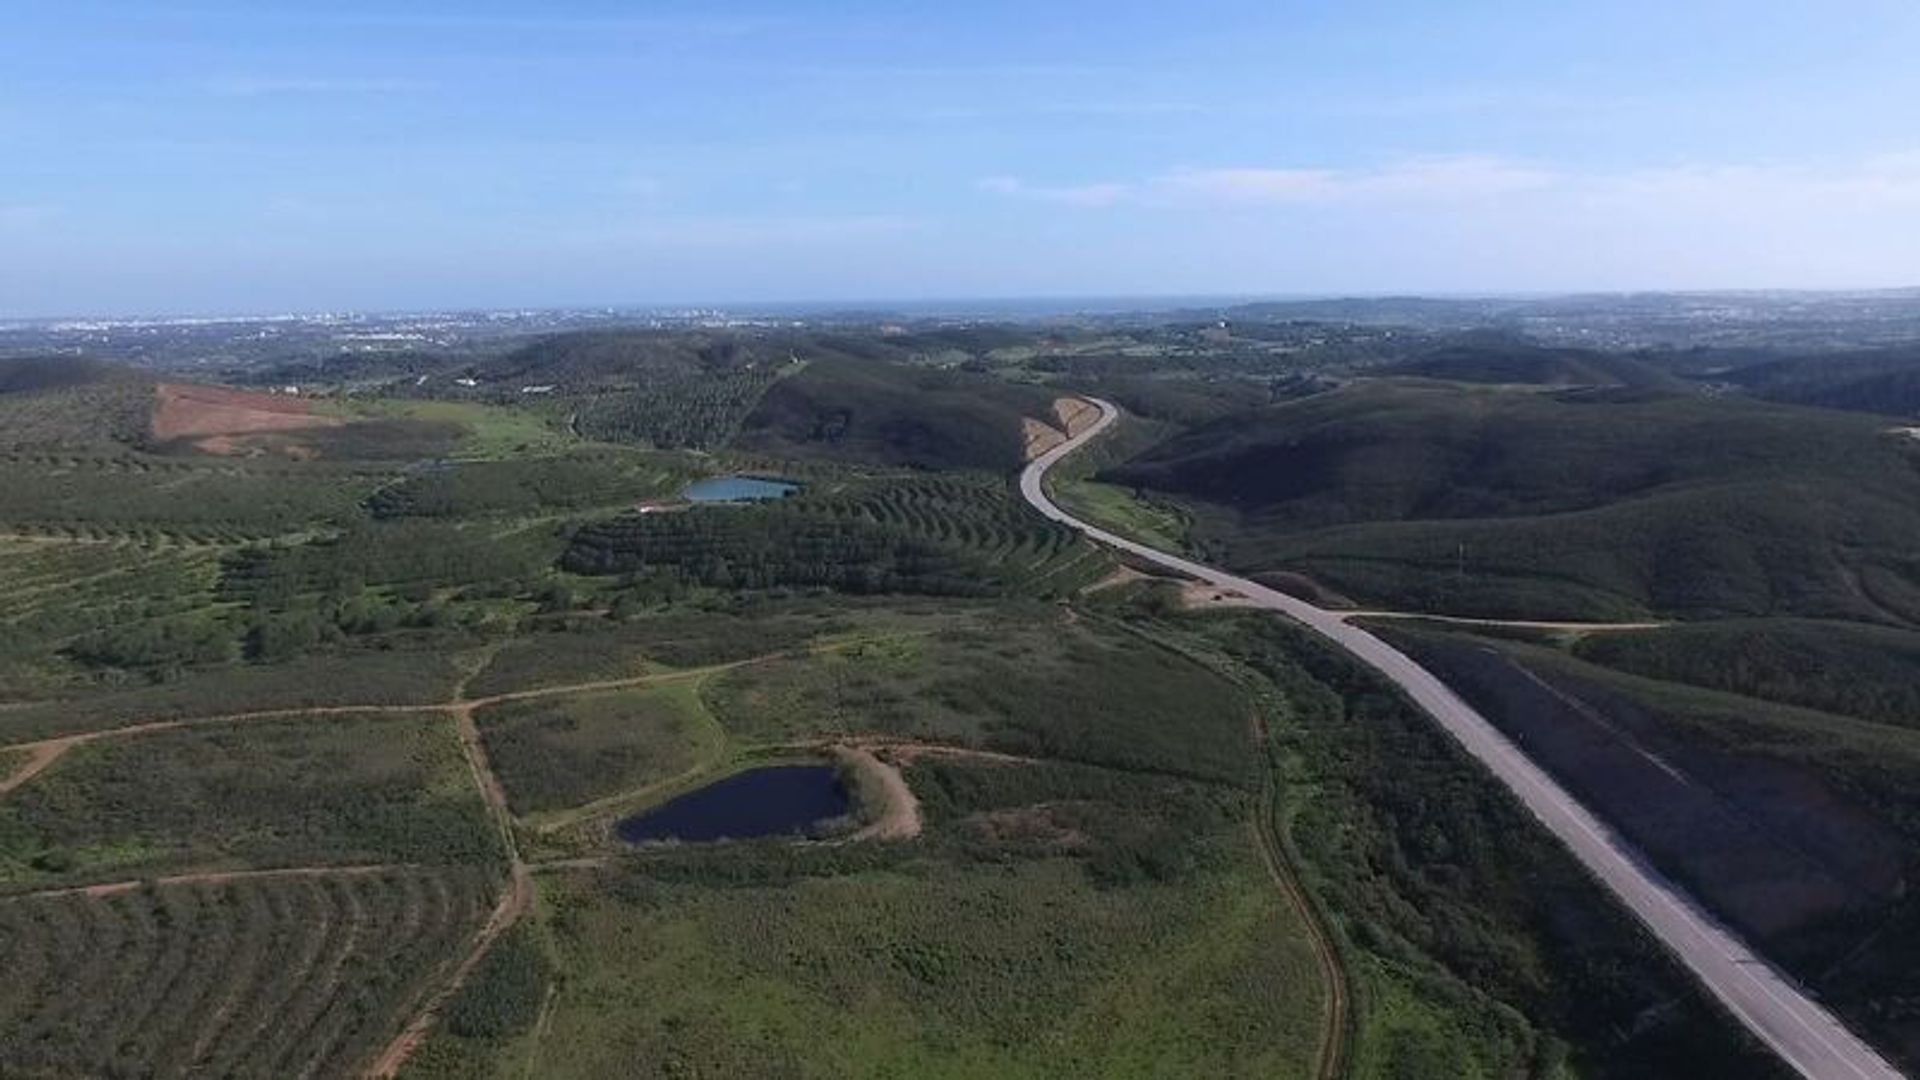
xmin=1376 ymin=622 xmax=1920 ymax=1067
xmin=1572 ymin=618 xmax=1920 ymax=728
xmin=518 ymin=756 xmax=1325 ymax=1080
xmin=704 ymin=606 xmax=1255 ymax=784
xmin=344 ymin=397 xmax=576 ymax=457
xmin=0 ymin=867 xmax=494 ymax=1078
xmin=0 ymin=454 xmax=378 ymax=542
xmin=1379 ymin=340 xmax=1677 ymax=388
xmin=445 ymin=924 xmax=553 ymax=1038
xmin=735 ymin=355 xmax=1062 ymax=471
xmin=1109 ymin=379 xmax=1920 ymax=620
xmin=0 ymin=537 xmax=224 ymax=695
xmin=0 ymin=713 xmax=498 ymax=890
xmin=3 ymin=331 xmax=1894 ymax=1078
xmin=0 ymin=644 xmax=474 ymax=742
xmin=1176 ymin=610 xmax=1787 ymax=1079
xmin=369 ymin=450 xmax=696 ymax=520
xmin=476 ymin=682 xmax=723 ymax=815
xmin=1712 ymin=344 xmax=1920 ymax=417
xmin=1052 ymin=479 xmax=1190 ymax=551
xmin=565 ymin=473 xmax=1107 ymax=599
xmin=0 ymin=359 xmax=154 ymax=449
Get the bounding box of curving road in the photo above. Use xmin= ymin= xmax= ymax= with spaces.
xmin=1022 ymin=398 xmax=1904 ymax=1080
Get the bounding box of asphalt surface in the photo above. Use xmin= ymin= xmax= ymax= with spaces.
xmin=1021 ymin=397 xmax=1904 ymax=1080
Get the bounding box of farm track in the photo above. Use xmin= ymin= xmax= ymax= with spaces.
xmin=1248 ymin=717 xmax=1349 ymax=1080
xmin=0 ymin=634 xmax=910 ymax=1078
xmin=1092 ymin=612 xmax=1350 ymax=1080
xmin=0 ymin=863 xmax=413 ymax=903
xmin=0 ymin=639 xmax=903 ymax=784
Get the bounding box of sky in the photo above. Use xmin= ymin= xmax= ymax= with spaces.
xmin=3 ymin=0 xmax=1919 ymax=316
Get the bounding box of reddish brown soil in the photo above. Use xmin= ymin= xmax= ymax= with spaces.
xmin=152 ymin=383 xmax=340 ymax=442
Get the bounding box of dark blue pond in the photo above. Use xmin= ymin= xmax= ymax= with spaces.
xmin=682 ymin=475 xmax=800 ymax=503
xmin=616 ymin=765 xmax=850 ymax=844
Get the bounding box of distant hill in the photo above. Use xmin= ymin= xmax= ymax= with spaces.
xmin=0 ymin=357 xmax=155 ymax=448
xmin=1106 ymin=379 xmax=1920 ymax=621
xmin=1380 ymin=341 xmax=1676 ymax=389
xmin=0 ymin=355 xmax=136 ymax=396
xmin=732 ymin=356 xmax=1062 ymax=471
xmin=1711 ymin=346 xmax=1920 ymax=418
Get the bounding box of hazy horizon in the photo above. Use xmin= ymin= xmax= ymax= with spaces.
xmin=6 ymin=1 xmax=1919 ymax=316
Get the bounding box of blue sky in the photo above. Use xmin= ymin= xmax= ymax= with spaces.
xmin=4 ymin=0 xmax=1919 ymax=315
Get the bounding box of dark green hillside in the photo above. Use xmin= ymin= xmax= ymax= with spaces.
xmin=0 ymin=356 xmax=135 ymax=395
xmin=1377 ymin=623 xmax=1920 ymax=1068
xmin=733 ymin=356 xmax=1061 ymax=471
xmin=1062 ymin=374 xmax=1273 ymax=427
xmin=0 ymin=359 xmax=154 ymax=449
xmin=482 ymin=331 xmax=756 ymax=385
xmin=1715 ymin=346 xmax=1920 ymax=417
xmin=1107 ymin=380 xmax=1920 ymax=619
xmin=1571 ymin=619 xmax=1920 ymax=728
xmin=1381 ymin=340 xmax=1676 ymax=388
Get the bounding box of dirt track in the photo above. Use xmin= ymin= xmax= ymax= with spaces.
xmin=0 ymin=862 xmax=413 ymax=903
xmin=834 ymin=745 xmax=921 ymax=841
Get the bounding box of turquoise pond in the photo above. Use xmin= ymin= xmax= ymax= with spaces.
xmin=681 ymin=476 xmax=800 ymax=503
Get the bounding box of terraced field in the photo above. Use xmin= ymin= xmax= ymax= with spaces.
xmin=564 ymin=473 xmax=1110 ymax=599
xmin=0 ymin=537 xmax=228 ymax=694
xmin=0 ymin=866 xmax=496 ymax=1079
xmin=0 ymin=453 xmax=377 ymax=543
xmin=826 ymin=474 xmax=1112 ymax=596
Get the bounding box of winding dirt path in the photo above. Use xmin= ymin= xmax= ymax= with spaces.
xmin=365 ymin=669 xmax=531 ymax=1079
xmin=0 ymin=741 xmax=70 ymax=797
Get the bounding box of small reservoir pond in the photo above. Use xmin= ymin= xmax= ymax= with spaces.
xmin=616 ymin=765 xmax=849 ymax=844
xmin=682 ymin=476 xmax=800 ymax=503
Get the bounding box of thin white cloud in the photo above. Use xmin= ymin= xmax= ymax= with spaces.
xmin=980 ymin=153 xmax=1920 ymax=211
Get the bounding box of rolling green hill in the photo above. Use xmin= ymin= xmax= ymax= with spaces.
xmin=1107 ymin=379 xmax=1920 ymax=620
xmin=1380 ymin=340 xmax=1677 ymax=388
xmin=732 ymin=355 xmax=1062 ymax=471
xmin=1713 ymin=346 xmax=1920 ymax=418
xmin=0 ymin=358 xmax=155 ymax=449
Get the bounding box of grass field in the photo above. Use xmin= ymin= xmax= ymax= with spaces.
xmin=702 ymin=605 xmax=1255 ymax=784
xmin=1048 ymin=478 xmax=1190 ymax=552
xmin=341 ymin=398 xmax=577 ymax=458
xmin=0 ymin=712 xmax=499 ymax=891
xmin=476 ymin=682 xmax=725 ymax=816
xmin=503 ymin=756 xmax=1326 ymax=1080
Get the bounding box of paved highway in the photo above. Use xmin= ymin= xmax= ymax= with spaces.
xmin=1021 ymin=397 xmax=1904 ymax=1080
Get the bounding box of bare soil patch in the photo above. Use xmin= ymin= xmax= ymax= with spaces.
xmin=833 ymin=745 xmax=922 ymax=841
xmin=1022 ymin=395 xmax=1098 ymax=460
xmin=152 ymin=382 xmax=340 ymax=452
xmin=1179 ymin=580 xmax=1264 ymax=610
xmin=961 ymin=802 xmax=1090 ymax=852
